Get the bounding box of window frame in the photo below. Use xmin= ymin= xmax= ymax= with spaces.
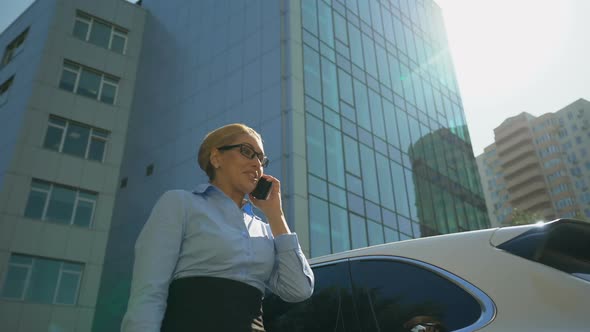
xmin=0 ymin=76 xmax=15 ymax=106
xmin=1 ymin=28 xmax=29 ymax=66
xmin=1 ymin=254 xmax=83 ymax=305
xmin=44 ymin=115 xmax=109 ymax=162
xmin=59 ymin=61 xmax=120 ymax=105
xmin=73 ymin=11 xmax=128 ymax=54
xmin=25 ymin=179 xmax=97 ymax=228
xmin=347 ymin=255 xmax=496 ymax=332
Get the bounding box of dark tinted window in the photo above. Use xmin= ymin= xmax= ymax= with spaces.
xmin=350 ymin=259 xmax=481 ymax=332
xmin=499 ymin=220 xmax=590 ymax=281
xmin=263 ymin=262 xmax=358 ymax=332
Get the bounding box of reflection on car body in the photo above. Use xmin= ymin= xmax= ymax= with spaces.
xmin=263 ymin=219 xmax=590 ymax=331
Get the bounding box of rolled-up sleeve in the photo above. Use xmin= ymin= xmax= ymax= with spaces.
xmin=121 ymin=191 xmax=185 ymax=332
xmin=267 ymin=233 xmax=314 ymax=302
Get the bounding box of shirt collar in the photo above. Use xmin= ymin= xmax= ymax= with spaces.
xmin=192 ymin=183 xmax=256 ymax=216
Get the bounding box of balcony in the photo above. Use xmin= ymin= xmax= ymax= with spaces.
xmin=495 ymin=115 xmax=530 ymax=144
xmin=505 ymin=167 xmax=544 ymax=189
xmin=508 ymin=179 xmax=547 ymax=203
xmin=501 ymin=154 xmax=541 ymax=178
xmin=497 ymin=140 xmax=536 ymax=165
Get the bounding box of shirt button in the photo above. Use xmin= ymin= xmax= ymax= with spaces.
xmin=242 ymin=231 xmax=248 ymax=238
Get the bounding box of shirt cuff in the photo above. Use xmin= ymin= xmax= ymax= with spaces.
xmin=274 ymin=233 xmax=301 ymax=252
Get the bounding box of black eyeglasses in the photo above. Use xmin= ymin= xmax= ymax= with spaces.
xmin=217 ymin=144 xmax=269 ymax=167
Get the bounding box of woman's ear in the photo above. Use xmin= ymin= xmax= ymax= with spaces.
xmin=210 ymin=149 xmax=220 ymax=169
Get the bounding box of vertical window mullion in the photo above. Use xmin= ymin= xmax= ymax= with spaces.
xmin=97 ymin=75 xmax=105 ymax=101
xmin=71 ymin=191 xmax=80 ymax=225
xmin=108 ymin=26 xmax=115 ymax=50
xmin=86 ymin=18 xmax=93 ymax=41
xmin=22 ymin=258 xmax=36 ymax=300
xmin=72 ymin=270 xmax=82 ymax=304
xmin=59 ymin=120 xmax=69 ymax=152
xmin=41 ymin=183 xmax=53 ymax=220
xmin=73 ymin=66 xmax=82 ymax=93
xmin=84 ymin=129 xmax=93 ymax=159
xmin=53 ymin=263 xmax=65 ymax=304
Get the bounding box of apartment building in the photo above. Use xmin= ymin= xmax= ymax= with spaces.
xmin=478 ymin=98 xmax=590 ymax=226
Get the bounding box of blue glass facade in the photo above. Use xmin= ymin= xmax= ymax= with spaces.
xmin=300 ymin=0 xmax=488 ymax=256
xmin=94 ymin=0 xmax=488 ymax=329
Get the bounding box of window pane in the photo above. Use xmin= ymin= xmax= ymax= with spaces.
xmin=100 ymin=82 xmax=116 ymax=104
xmin=367 ymin=220 xmax=384 ymax=245
xmin=62 ymin=262 xmax=83 ymax=272
xmin=1 ymin=266 xmax=28 ymax=299
xmin=306 ymin=115 xmax=326 ymax=178
xmin=45 ymin=186 xmax=75 ymax=224
xmin=24 ymin=189 xmax=47 ymax=220
xmin=350 ymin=259 xmax=481 ymax=331
xmin=72 ymin=20 xmax=89 ymax=40
xmin=59 ymin=69 xmax=77 ymax=92
xmin=325 ymin=125 xmax=345 ymax=187
xmin=303 ymin=46 xmax=322 ymax=101
xmin=330 ymin=204 xmax=350 ymax=252
xmin=55 ymin=272 xmax=80 ymax=304
xmin=43 ymin=125 xmax=64 ymax=151
xmin=88 ymin=20 xmax=111 ymax=48
xmin=73 ymin=200 xmax=94 ymax=227
xmin=92 ymin=128 xmax=109 ymax=138
xmin=77 ymin=69 xmax=101 ymax=99
xmin=26 ymin=259 xmax=60 ymax=303
xmin=111 ymin=34 xmax=125 ymax=53
xmin=10 ymin=254 xmax=33 ymax=265
xmin=263 ymin=262 xmax=354 ymax=331
xmin=309 ymin=196 xmax=331 ymax=257
xmin=88 ymin=138 xmax=106 ymax=161
xmin=62 ymin=123 xmax=90 ymax=157
xmin=350 ymin=214 xmax=368 ymax=249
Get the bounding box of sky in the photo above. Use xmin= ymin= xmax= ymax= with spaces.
xmin=1 ymin=0 xmax=588 ymax=156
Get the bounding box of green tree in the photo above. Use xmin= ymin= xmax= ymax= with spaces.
xmin=504 ymin=208 xmax=543 ymax=226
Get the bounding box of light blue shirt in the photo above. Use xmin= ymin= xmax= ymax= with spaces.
xmin=121 ymin=184 xmax=314 ymax=332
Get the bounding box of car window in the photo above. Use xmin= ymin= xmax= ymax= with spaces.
xmin=349 ymin=259 xmax=482 ymax=332
xmin=498 ymin=220 xmax=590 ymax=281
xmin=263 ymin=261 xmax=359 ymax=332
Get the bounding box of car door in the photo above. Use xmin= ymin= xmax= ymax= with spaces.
xmin=349 ymin=256 xmax=495 ymax=332
xmin=263 ymin=260 xmax=361 ymax=332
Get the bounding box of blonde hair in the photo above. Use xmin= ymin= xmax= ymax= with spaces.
xmin=198 ymin=123 xmax=262 ymax=180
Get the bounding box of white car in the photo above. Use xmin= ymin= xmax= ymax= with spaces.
xmin=263 ymin=218 xmax=590 ymax=331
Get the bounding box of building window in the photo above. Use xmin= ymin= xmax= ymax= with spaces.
xmin=43 ymin=115 xmax=109 ymax=162
xmin=24 ymin=179 xmax=97 ymax=228
xmin=146 ymin=164 xmax=154 ymax=176
xmin=556 ymin=197 xmax=575 ymax=209
xmin=1 ymin=253 xmax=83 ymax=305
xmin=1 ymin=28 xmax=29 ymax=65
xmin=59 ymin=61 xmax=119 ymax=104
xmin=0 ymin=76 xmax=14 ymax=106
xmin=73 ymin=11 xmax=127 ymax=54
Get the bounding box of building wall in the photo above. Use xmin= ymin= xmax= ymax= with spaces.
xmin=0 ymin=0 xmax=145 ymax=331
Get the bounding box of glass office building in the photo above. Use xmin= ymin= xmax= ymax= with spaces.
xmin=93 ymin=0 xmax=489 ymax=330
xmin=300 ymin=0 xmax=488 ymax=256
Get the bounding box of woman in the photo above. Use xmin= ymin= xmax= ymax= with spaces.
xmin=122 ymin=123 xmax=315 ymax=332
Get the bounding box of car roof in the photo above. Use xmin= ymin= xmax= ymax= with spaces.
xmin=308 ymin=224 xmax=539 ymax=265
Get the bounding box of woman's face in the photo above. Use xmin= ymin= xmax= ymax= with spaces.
xmin=211 ymin=133 xmax=266 ymax=197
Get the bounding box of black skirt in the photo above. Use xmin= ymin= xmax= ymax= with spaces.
xmin=161 ymin=276 xmax=265 ymax=332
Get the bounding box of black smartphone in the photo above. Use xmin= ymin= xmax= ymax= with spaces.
xmin=251 ymin=177 xmax=272 ymax=200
